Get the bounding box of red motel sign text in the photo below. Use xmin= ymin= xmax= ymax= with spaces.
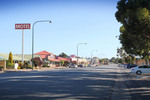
xmin=15 ymin=24 xmax=31 ymax=29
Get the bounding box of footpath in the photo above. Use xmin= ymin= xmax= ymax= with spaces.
xmin=0 ymin=66 xmax=68 ymax=74
xmin=111 ymin=66 xmax=132 ymax=100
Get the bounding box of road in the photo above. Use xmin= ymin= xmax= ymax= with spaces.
xmin=0 ymin=64 xmax=150 ymax=100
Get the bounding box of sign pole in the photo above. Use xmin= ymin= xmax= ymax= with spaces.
xmin=15 ymin=23 xmax=31 ymax=64
xmin=22 ymin=29 xmax=24 ymax=64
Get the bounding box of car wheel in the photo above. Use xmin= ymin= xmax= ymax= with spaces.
xmin=136 ymin=71 xmax=142 ymax=75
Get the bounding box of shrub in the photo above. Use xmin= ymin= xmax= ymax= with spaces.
xmin=42 ymin=63 xmax=50 ymax=67
xmin=25 ymin=63 xmax=32 ymax=69
xmin=6 ymin=62 xmax=14 ymax=69
xmin=42 ymin=63 xmax=48 ymax=67
xmin=17 ymin=62 xmax=32 ymax=69
xmin=32 ymin=57 xmax=43 ymax=67
xmin=18 ymin=62 xmax=25 ymax=69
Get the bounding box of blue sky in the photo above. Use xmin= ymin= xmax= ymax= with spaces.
xmin=0 ymin=0 xmax=121 ymax=59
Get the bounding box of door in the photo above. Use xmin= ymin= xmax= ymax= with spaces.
xmin=139 ymin=65 xmax=148 ymax=74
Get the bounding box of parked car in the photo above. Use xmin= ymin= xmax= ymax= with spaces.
xmin=69 ymin=64 xmax=77 ymax=68
xmin=87 ymin=64 xmax=92 ymax=67
xmin=131 ymin=65 xmax=150 ymax=75
xmin=127 ymin=64 xmax=137 ymax=69
xmin=118 ymin=64 xmax=123 ymax=67
xmin=78 ymin=64 xmax=84 ymax=67
xmin=123 ymin=64 xmax=127 ymax=68
xmin=92 ymin=64 xmax=96 ymax=67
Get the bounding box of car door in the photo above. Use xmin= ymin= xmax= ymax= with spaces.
xmin=139 ymin=65 xmax=148 ymax=73
xmin=143 ymin=65 xmax=149 ymax=73
xmin=148 ymin=65 xmax=150 ymax=73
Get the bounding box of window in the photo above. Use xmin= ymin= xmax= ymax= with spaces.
xmin=143 ymin=66 xmax=148 ymax=68
xmin=139 ymin=66 xmax=145 ymax=68
xmin=139 ymin=65 xmax=148 ymax=68
xmin=148 ymin=66 xmax=150 ymax=68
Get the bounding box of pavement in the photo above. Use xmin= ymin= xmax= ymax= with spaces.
xmin=111 ymin=67 xmax=132 ymax=100
xmin=0 ymin=66 xmax=68 ymax=73
xmin=116 ymin=66 xmax=150 ymax=100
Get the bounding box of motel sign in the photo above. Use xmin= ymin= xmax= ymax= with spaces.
xmin=15 ymin=24 xmax=31 ymax=29
xmin=15 ymin=23 xmax=31 ymax=64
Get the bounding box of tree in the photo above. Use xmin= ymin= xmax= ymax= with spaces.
xmin=33 ymin=57 xmax=43 ymax=67
xmin=110 ymin=57 xmax=116 ymax=63
xmin=60 ymin=60 xmax=64 ymax=66
xmin=115 ymin=58 xmax=119 ymax=64
xmin=8 ymin=52 xmax=13 ymax=64
xmin=59 ymin=52 xmax=68 ymax=58
xmin=117 ymin=47 xmax=129 ymax=64
xmin=115 ymin=0 xmax=150 ymax=64
xmin=118 ymin=58 xmax=123 ymax=64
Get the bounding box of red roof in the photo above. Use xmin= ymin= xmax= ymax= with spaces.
xmin=40 ymin=55 xmax=47 ymax=59
xmin=35 ymin=50 xmax=54 ymax=59
xmin=35 ymin=50 xmax=51 ymax=55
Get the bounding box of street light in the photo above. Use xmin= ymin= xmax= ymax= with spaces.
xmin=91 ymin=50 xmax=98 ymax=59
xmin=32 ymin=20 xmax=52 ymax=70
xmin=77 ymin=43 xmax=87 ymax=65
xmin=91 ymin=50 xmax=98 ymax=64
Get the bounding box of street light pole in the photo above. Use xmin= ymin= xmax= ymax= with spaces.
xmin=91 ymin=50 xmax=98 ymax=64
xmin=91 ymin=50 xmax=98 ymax=59
xmin=77 ymin=43 xmax=87 ymax=66
xmin=32 ymin=20 xmax=52 ymax=70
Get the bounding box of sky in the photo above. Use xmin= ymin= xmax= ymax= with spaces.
xmin=0 ymin=0 xmax=122 ymax=59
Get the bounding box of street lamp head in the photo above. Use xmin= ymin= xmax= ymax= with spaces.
xmin=49 ymin=21 xmax=52 ymax=23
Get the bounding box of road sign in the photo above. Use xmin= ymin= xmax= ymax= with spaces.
xmin=15 ymin=24 xmax=31 ymax=29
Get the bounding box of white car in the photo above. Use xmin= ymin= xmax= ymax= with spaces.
xmin=131 ymin=65 xmax=150 ymax=75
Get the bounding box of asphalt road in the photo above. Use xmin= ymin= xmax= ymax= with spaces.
xmin=0 ymin=65 xmax=117 ymax=100
xmin=0 ymin=64 xmax=150 ymax=100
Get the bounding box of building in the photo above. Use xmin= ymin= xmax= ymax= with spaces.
xmin=35 ymin=50 xmax=58 ymax=67
xmin=55 ymin=57 xmax=71 ymax=66
xmin=35 ymin=50 xmax=71 ymax=67
xmin=136 ymin=59 xmax=150 ymax=65
xmin=91 ymin=57 xmax=99 ymax=65
xmin=69 ymin=55 xmax=89 ymax=65
xmin=70 ymin=55 xmax=77 ymax=64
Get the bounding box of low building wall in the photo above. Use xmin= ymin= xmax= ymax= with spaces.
xmin=0 ymin=60 xmax=6 ymax=70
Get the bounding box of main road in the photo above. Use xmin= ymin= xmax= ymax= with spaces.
xmin=0 ymin=64 xmax=150 ymax=100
